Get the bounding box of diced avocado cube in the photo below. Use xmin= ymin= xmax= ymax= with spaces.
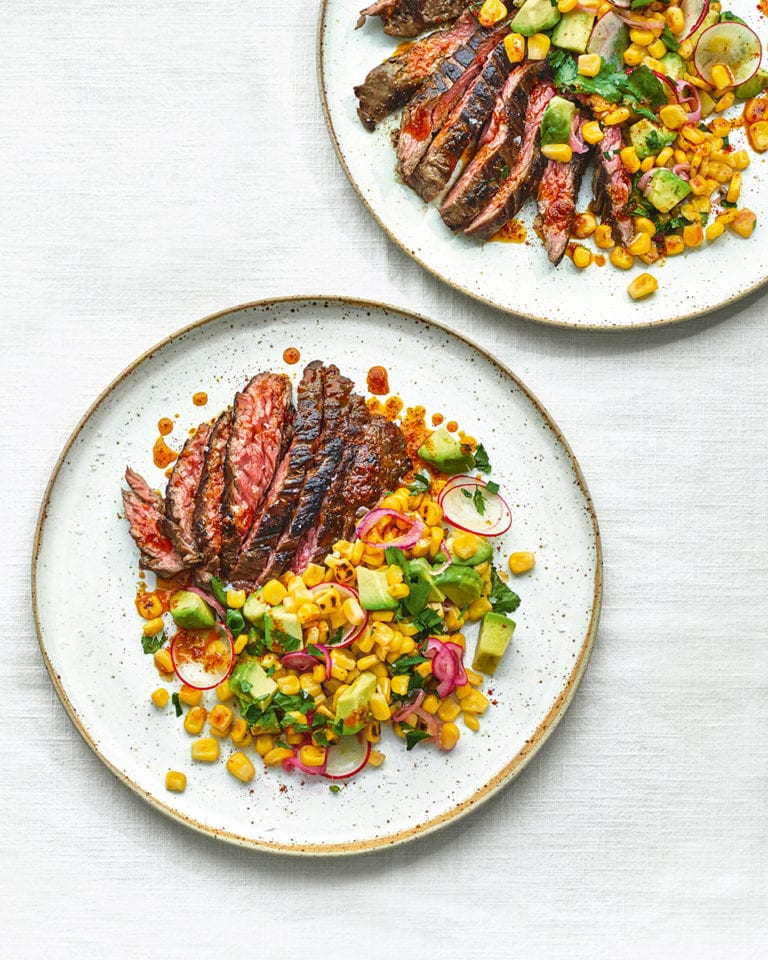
xmin=270 ymin=606 xmax=303 ymax=645
xmin=243 ymin=592 xmax=268 ymax=625
xmin=736 ymin=68 xmax=768 ymax=100
xmin=540 ymin=96 xmax=577 ymax=148
xmin=418 ymin=426 xmax=474 ymax=475
xmin=433 ymin=564 xmax=484 ymax=608
xmin=169 ymin=590 xmax=215 ymax=629
xmin=511 ymin=0 xmax=561 ymax=37
xmin=661 ymin=51 xmax=685 ymax=81
xmin=449 ymin=537 xmax=493 ymax=567
xmin=628 ymin=119 xmax=676 ymax=161
xmin=335 ymin=672 xmax=377 ymax=734
xmin=551 ymin=10 xmax=595 ymax=54
xmin=229 ymin=658 xmax=278 ymax=709
xmin=356 ymin=566 xmax=399 ymax=611
xmin=404 ymin=557 xmax=445 ymax=603
xmin=472 ymin=612 xmax=516 ymax=676
xmin=646 ymin=168 xmax=691 ymax=213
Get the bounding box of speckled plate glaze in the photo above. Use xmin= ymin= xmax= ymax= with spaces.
xmin=33 ymin=296 xmax=601 ymax=855
xmin=318 ymin=3 xmax=768 ymax=329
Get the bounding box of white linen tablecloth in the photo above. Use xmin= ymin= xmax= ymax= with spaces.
xmin=2 ymin=3 xmax=766 ymax=957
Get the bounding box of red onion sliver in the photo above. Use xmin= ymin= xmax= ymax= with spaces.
xmin=354 ymin=507 xmax=424 ymax=550
xmin=187 ymin=585 xmax=226 ymax=621
xmin=280 ymin=651 xmax=318 ymax=673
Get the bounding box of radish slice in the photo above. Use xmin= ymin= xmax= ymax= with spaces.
xmin=170 ymin=623 xmax=234 ymax=690
xmin=324 ymin=735 xmax=372 ymax=779
xmin=309 ymin=582 xmax=368 ymax=647
xmin=588 ymin=10 xmax=629 ymax=66
xmin=694 ymin=22 xmax=762 ymax=87
xmin=354 ymin=508 xmax=424 ymax=549
xmin=437 ymin=479 xmax=512 ymax=537
xmin=681 ymin=0 xmax=710 ymax=40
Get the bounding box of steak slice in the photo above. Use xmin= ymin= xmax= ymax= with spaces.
xmin=354 ymin=8 xmax=478 ymax=131
xmin=192 ymin=409 xmax=231 ymax=584
xmin=230 ymin=362 xmax=326 ymax=586
xmin=407 ymin=38 xmax=513 ymax=202
xmin=161 ymin=422 xmax=212 ymax=566
xmin=534 ymin=140 xmax=592 ymax=265
xmin=122 ymin=467 xmax=188 ymax=578
xmin=356 ymin=0 xmax=470 ymax=38
xmin=248 ymin=366 xmax=357 ymax=587
xmin=291 ymin=394 xmax=373 ymax=572
xmin=440 ymin=60 xmax=545 ymax=230
xmin=397 ymin=23 xmax=506 ymax=182
xmin=338 ymin=415 xmax=413 ymax=544
xmin=464 ymin=78 xmax=556 ymax=240
xmin=220 ymin=373 xmax=294 ymax=575
xmin=592 ymin=125 xmax=634 ymax=245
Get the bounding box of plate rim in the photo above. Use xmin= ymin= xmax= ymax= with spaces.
xmin=316 ymin=2 xmax=768 ymax=332
xmin=31 ymin=293 xmax=603 ymax=855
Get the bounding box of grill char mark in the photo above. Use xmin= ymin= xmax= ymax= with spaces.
xmin=192 ymin=409 xmax=231 ymax=585
xmin=122 ymin=467 xmax=188 ymax=578
xmin=162 ymin=422 xmax=212 ymax=566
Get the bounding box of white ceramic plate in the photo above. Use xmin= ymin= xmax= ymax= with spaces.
xmin=318 ymin=3 xmax=768 ymax=329
xmin=33 ymin=296 xmax=601 ymax=854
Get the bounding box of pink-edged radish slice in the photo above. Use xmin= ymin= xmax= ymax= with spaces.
xmin=681 ymin=0 xmax=710 ymax=40
xmin=437 ymin=478 xmax=512 ymax=537
xmin=309 ymin=582 xmax=368 ymax=647
xmin=694 ymin=22 xmax=762 ymax=87
xmin=588 ymin=10 xmax=629 ymax=65
xmin=170 ymin=623 xmax=234 ymax=690
xmin=324 ymin=735 xmax=372 ymax=779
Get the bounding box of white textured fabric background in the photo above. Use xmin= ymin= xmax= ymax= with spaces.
xmin=2 ymin=3 xmax=767 ymax=957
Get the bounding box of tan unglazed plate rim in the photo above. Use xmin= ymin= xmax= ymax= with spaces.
xmin=32 ymin=295 xmax=602 ymax=855
xmin=317 ymin=2 xmax=768 ymax=331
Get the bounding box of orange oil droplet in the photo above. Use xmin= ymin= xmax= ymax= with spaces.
xmin=594 ymin=254 xmax=606 ymax=267
xmin=431 ymin=412 xmax=444 ymax=426
xmin=366 ymin=365 xmax=389 ymax=396
xmin=157 ymin=417 xmax=173 ymax=436
xmin=492 ymin=219 xmax=527 ymax=243
xmin=192 ymin=392 xmax=208 ymax=406
xmin=283 ymin=347 xmax=300 ymax=365
xmin=153 ymin=436 xmax=178 ymax=469
xmin=445 ymin=420 xmax=458 ymax=433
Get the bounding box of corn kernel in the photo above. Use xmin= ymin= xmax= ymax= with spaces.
xmin=437 ymin=697 xmax=462 ymax=722
xmin=234 ymin=633 xmax=248 ymax=655
xmin=677 ymin=38 xmax=694 ymax=60
xmin=215 ymin=679 xmax=233 ymax=702
xmin=572 ymin=212 xmax=597 ymax=238
xmin=627 ymin=272 xmax=659 ymax=300
xmin=629 ymin=28 xmax=655 ymax=47
xmin=178 ymin=684 xmax=201 ymax=707
xmin=628 ymin=231 xmax=652 ymax=256
xmin=153 ymin=647 xmax=173 ymax=676
xmin=136 ymin=592 xmax=163 ymax=619
xmin=581 ymin=120 xmax=604 ymax=145
xmin=165 ymin=770 xmax=187 ymax=792
xmin=710 ymin=62 xmax=734 ymax=91
xmin=478 ymin=0 xmax=507 ymax=28
xmin=620 ymin=145 xmax=641 ymax=174
xmin=208 ymin=704 xmax=234 ymax=736
xmin=385 ymin=564 xmax=403 ymax=586
xmin=663 ymin=234 xmax=685 ymax=255
xmin=151 ymin=687 xmax=169 ymax=708
xmin=656 ymin=146 xmax=674 ymax=167
xmin=230 ymin=717 xmax=252 ymax=748
xmin=594 ymin=223 xmax=615 ymax=249
xmin=388 ymin=582 xmax=410 ymax=599
xmin=438 ymin=722 xmax=460 ymax=751
xmin=183 ymin=705 xmax=207 ymax=734
xmin=648 ymin=39 xmax=667 ymax=60
xmin=666 ymin=5 xmax=684 ymax=35
xmin=467 ymin=597 xmax=493 ymax=621
xmin=725 ymin=172 xmax=742 ymax=205
xmin=541 ymin=143 xmax=573 ymax=163
xmin=527 ymin=32 xmax=550 ymax=61
xmin=577 ymin=53 xmax=602 ymax=78
xmin=302 ymin=563 xmax=327 ymax=587
xmin=557 ymin=0 xmax=577 ymax=11
xmin=730 ymin=209 xmax=757 ymax=238
xmin=276 ymin=674 xmax=301 ymax=696
xmin=391 ymin=674 xmax=410 ymax=697
xmin=681 ymin=125 xmax=705 ymax=145
xmin=261 ymin=580 xmax=287 ymax=606
xmin=226 ymin=751 xmax=256 ymax=782
xmin=460 ymin=689 xmax=490 ymax=715
xmin=142 ymin=617 xmax=164 ymax=638
xmin=453 ymin=532 xmax=480 ymax=560
xmin=422 ymin=694 xmax=440 ymax=715
xmin=296 ymin=601 xmax=321 ymax=624
xmin=603 ymin=107 xmax=631 ymax=126
xmin=254 ymin=733 xmax=275 ymax=757
xmin=659 ymin=103 xmax=687 ymax=130
xmin=610 ymin=247 xmax=634 ymax=270
xmin=503 ymin=31 xmax=526 ymax=62
xmin=463 ymin=713 xmax=481 ymax=732
xmin=191 ymin=737 xmax=220 ymax=763
xmin=226 ymin=589 xmax=246 ymax=609
xmin=682 ymin=221 xmax=703 ymax=247
xmin=508 ymin=551 xmax=536 ymax=575
xmin=623 ymin=44 xmax=645 ymax=67
xmin=640 ymin=155 xmax=655 ymax=172
xmin=369 ymin=690 xmax=391 ymax=722
xmin=705 ymin=220 xmax=725 ymax=241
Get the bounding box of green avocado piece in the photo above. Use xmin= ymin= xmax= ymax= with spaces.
xmin=243 ymin=592 xmax=268 ymax=625
xmin=449 ymin=537 xmax=493 ymax=567
xmin=540 ymin=96 xmax=576 ymax=148
xmin=270 ymin=606 xmax=303 ymax=645
xmin=335 ymin=672 xmax=377 ymax=734
xmin=661 ymin=51 xmax=685 ymax=81
xmin=629 ymin=118 xmax=676 ymax=160
xmin=229 ymin=657 xmax=278 ymax=709
xmin=472 ymin=612 xmax=516 ymax=676
xmin=511 ymin=0 xmax=561 ymax=37
xmin=646 ymin=168 xmax=691 ymax=214
xmin=356 ymin=566 xmax=399 ymax=611
xmin=169 ymin=590 xmax=215 ymax=629
xmin=404 ymin=557 xmax=446 ymax=602
xmin=736 ymin=68 xmax=768 ymax=100
xmin=551 ymin=9 xmax=595 ymax=54
xmin=433 ymin=564 xmax=484 ymax=608
xmin=418 ymin=427 xmax=474 ymax=475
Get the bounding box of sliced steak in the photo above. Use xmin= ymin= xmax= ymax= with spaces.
xmin=192 ymin=409 xmax=231 ymax=584
xmin=220 ymin=373 xmax=294 ymax=575
xmin=291 ymin=394 xmax=373 ymax=572
xmin=407 ymin=38 xmax=513 ymax=202
xmin=592 ymin=125 xmax=634 ymax=245
xmin=248 ymin=366 xmax=357 ymax=586
xmin=440 ymin=60 xmax=545 ymax=230
xmin=534 ymin=140 xmax=592 ymax=265
xmin=356 ymin=0 xmax=470 ymax=38
xmin=397 ymin=23 xmax=507 ymax=182
xmin=463 ymin=78 xmax=556 ymax=240
xmin=230 ymin=362 xmax=326 ymax=586
xmin=122 ymin=467 xmax=188 ymax=578
xmin=354 ymin=8 xmax=478 ymax=131
xmin=161 ymin=422 xmax=212 ymax=566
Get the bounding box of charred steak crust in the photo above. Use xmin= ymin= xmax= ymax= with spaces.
xmin=161 ymin=422 xmax=212 ymax=565
xmin=440 ymin=60 xmax=546 ymax=231
xmin=122 ymin=467 xmax=188 ymax=578
xmin=357 ymin=0 xmax=470 ymax=38
xmin=231 ymin=362 xmax=326 ymax=585
xmin=354 ymin=9 xmax=479 ymax=131
xmin=192 ymin=409 xmax=232 ymax=584
xmin=220 ymin=373 xmax=294 ymax=575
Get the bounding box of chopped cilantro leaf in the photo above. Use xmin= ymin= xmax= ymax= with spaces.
xmin=411 ymin=607 xmax=443 ymax=640
xmin=384 ymin=546 xmax=407 ymax=568
xmin=473 ymin=443 xmax=492 ymax=473
xmin=403 ymin=578 xmax=430 ymax=617
xmin=171 ymin=692 xmax=183 ymax=717
xmin=489 ymin=566 xmax=521 ymax=615
xmin=486 ymin=480 xmax=500 ymax=496
xmin=141 ymin=631 xmax=165 ymax=655
xmin=329 ymin=784 xmax=341 ymax=794
xmin=210 ymin=576 xmax=228 ymax=608
xmin=400 ymin=723 xmax=433 ymax=751
xmin=407 ymin=473 xmax=431 ymax=494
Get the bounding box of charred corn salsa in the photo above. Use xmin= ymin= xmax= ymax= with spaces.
xmin=138 ymin=443 xmax=530 ymax=789
xmin=440 ymin=1 xmax=764 ymax=297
